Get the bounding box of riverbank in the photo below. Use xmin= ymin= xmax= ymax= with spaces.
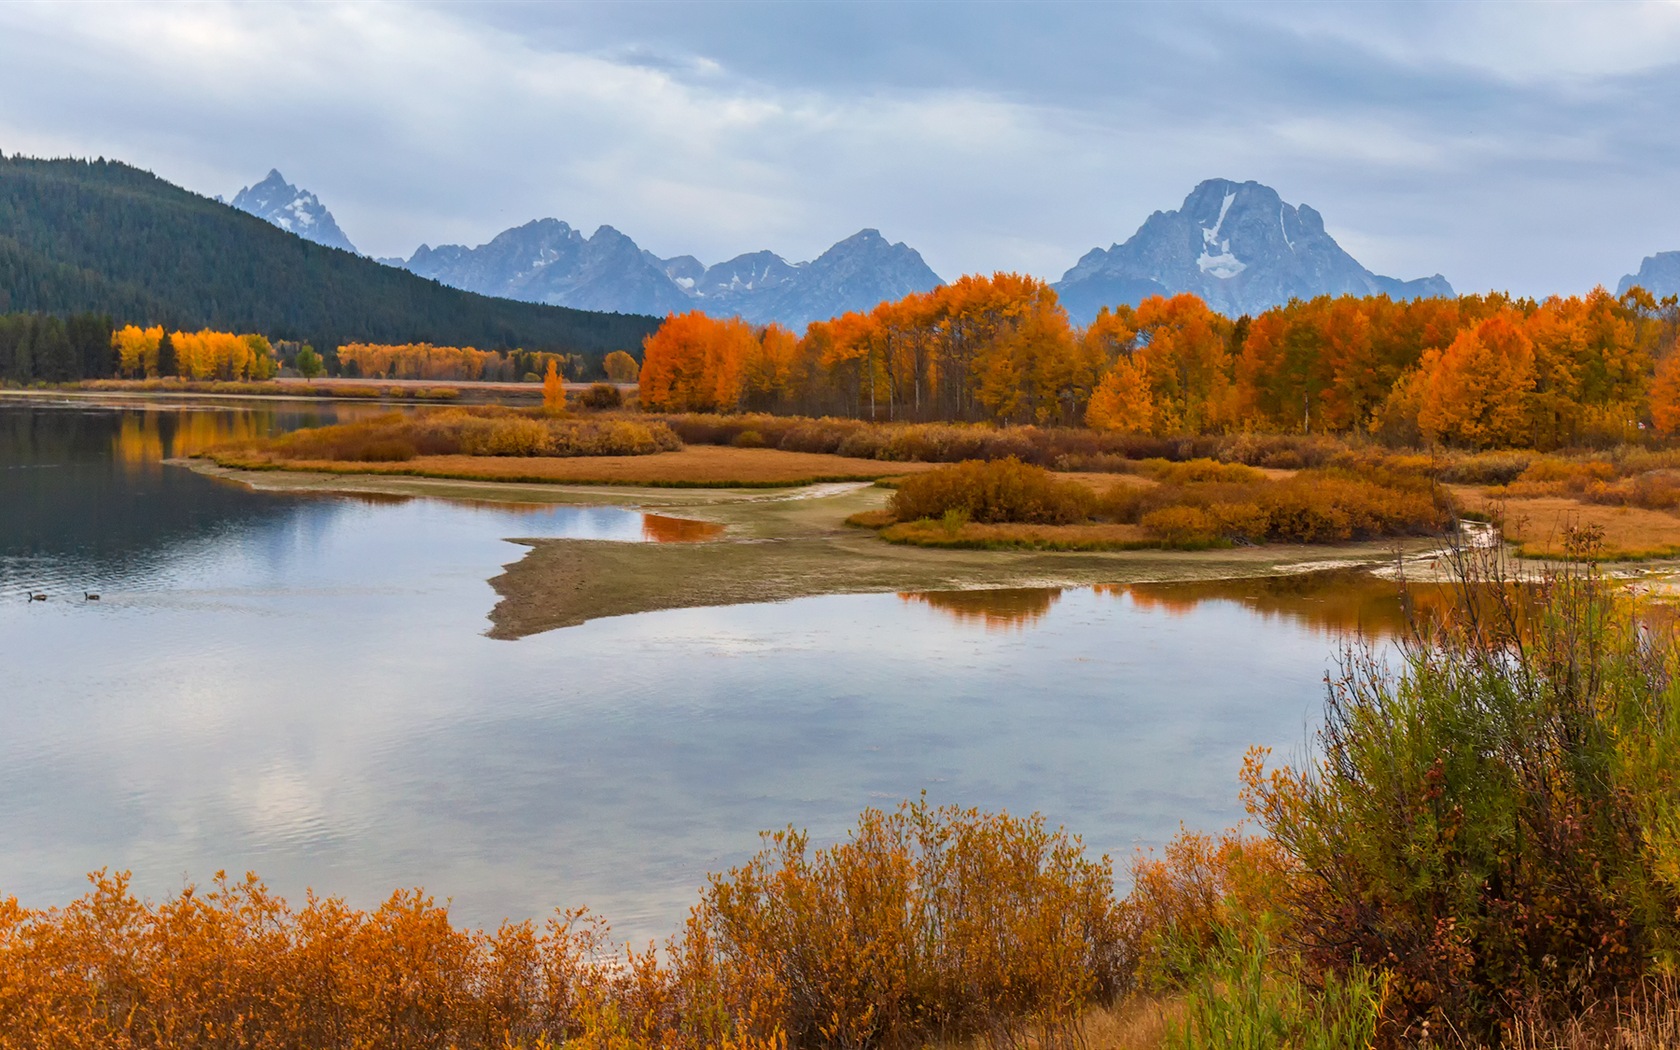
xmin=187 ymin=460 xmax=1463 ymax=639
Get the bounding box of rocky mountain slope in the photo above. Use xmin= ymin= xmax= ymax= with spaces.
xmin=1054 ymin=179 xmax=1453 ymax=323
xmin=400 ymin=224 xmax=944 ymax=327
xmin=229 ymin=170 xmax=359 ymax=254
xmin=1618 ymin=252 xmax=1680 ymax=298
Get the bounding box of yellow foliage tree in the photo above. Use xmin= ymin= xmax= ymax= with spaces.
xmin=111 ymin=325 xmax=163 ymax=378
xmin=543 ymin=358 xmax=567 ymax=411
xmin=1085 ymin=355 xmax=1155 ymax=433
xmin=603 ymin=350 xmax=640 ymax=384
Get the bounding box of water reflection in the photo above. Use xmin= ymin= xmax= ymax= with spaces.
xmin=903 ymin=572 xmax=1460 ymax=638
xmin=642 ymin=514 xmax=725 ymax=543
xmin=5 ymin=400 xmax=1368 ymax=946
xmin=1116 ymin=573 xmax=1460 ymax=638
xmin=898 ymin=588 xmax=1064 ymax=631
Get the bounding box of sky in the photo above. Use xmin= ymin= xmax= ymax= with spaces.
xmin=1 ymin=0 xmax=1678 ymax=296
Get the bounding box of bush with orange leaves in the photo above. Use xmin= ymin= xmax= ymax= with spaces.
xmin=1124 ymin=823 xmax=1296 ymax=991
xmin=0 ymin=802 xmax=1122 ymax=1050
xmin=699 ymin=799 xmax=1127 ymax=1050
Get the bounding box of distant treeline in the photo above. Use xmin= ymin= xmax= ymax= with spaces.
xmin=0 ymin=155 xmax=660 ymax=369
xmin=639 ymin=276 xmax=1680 ymax=449
xmin=0 ymin=312 xmax=115 ymax=383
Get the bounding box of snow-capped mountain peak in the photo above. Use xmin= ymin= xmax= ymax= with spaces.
xmin=230 ymin=169 xmax=358 ymax=254
xmin=1054 ymin=178 xmax=1452 ymax=323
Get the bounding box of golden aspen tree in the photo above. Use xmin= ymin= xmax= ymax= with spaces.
xmin=1086 ymin=355 xmax=1155 ymax=433
xmin=543 ymin=358 xmax=566 ymax=411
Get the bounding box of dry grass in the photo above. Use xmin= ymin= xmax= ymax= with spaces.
xmin=1076 ymin=996 xmax=1186 ymax=1050
xmin=879 ymin=520 xmax=1153 ymax=551
xmin=211 ymin=445 xmax=938 ymax=488
xmin=1486 ymin=496 xmax=1680 ymax=559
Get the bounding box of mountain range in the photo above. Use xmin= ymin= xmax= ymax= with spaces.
xmin=1053 ymin=179 xmax=1454 ymax=324
xmin=402 ymin=222 xmax=945 ymax=329
xmin=229 ymin=168 xmax=1680 ymax=326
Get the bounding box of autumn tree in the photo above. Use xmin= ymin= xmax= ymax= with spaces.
xmin=543 ymin=358 xmax=566 ymax=411
xmin=111 ymin=324 xmax=164 ymax=378
xmin=1415 ymin=311 xmax=1537 ymax=448
xmin=1085 ymin=355 xmax=1154 ymax=433
xmin=603 ymin=350 xmax=640 ymax=384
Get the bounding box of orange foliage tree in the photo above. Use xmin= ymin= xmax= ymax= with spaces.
xmin=628 ymin=280 xmax=1679 ymax=448
xmin=542 ymin=358 xmax=566 ymax=411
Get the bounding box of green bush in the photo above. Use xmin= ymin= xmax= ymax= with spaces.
xmin=1247 ymin=538 xmax=1680 ymax=1038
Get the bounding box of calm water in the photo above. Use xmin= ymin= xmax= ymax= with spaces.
xmin=1 ymin=400 xmax=1405 ymax=943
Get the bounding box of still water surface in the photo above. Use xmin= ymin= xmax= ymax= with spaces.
xmin=2 ymin=401 xmax=1406 ymax=942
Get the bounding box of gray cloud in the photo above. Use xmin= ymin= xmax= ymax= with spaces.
xmin=2 ymin=0 xmax=1678 ymax=297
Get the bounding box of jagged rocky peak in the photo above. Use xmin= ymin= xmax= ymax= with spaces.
xmin=1618 ymin=251 xmax=1680 ymax=298
xmin=696 ymin=250 xmax=802 ymax=298
xmin=395 ymin=220 xmax=944 ymax=327
xmin=230 ymin=169 xmax=359 ymax=254
xmin=1054 ymin=178 xmax=1453 ymax=323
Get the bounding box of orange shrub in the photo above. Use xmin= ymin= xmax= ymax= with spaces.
xmin=890 ymin=458 xmax=1097 ymax=524
xmin=1125 ymin=825 xmax=1296 ymax=989
xmin=1138 ymin=506 xmax=1221 ymax=547
xmin=699 ymin=800 xmax=1127 ymax=1050
xmin=253 ymin=409 xmax=682 ymax=462
xmin=0 ymin=805 xmax=1123 ymax=1050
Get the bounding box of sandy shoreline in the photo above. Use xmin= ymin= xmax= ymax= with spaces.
xmin=183 ymin=460 xmax=1468 ymax=639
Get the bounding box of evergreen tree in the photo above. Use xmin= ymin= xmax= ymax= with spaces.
xmin=155 ymin=329 xmax=177 ymax=378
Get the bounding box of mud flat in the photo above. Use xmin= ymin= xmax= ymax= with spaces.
xmin=186 ymin=460 xmax=1460 ymax=639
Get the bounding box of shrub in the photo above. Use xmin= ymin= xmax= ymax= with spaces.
xmin=699 ymin=799 xmax=1127 ymax=1050
xmin=1440 ymin=450 xmax=1533 ymax=485
xmin=1126 ymin=827 xmax=1295 ymax=990
xmin=1245 ymin=537 xmax=1680 ymax=1039
xmin=1139 ymin=506 xmax=1221 ymax=547
xmin=1147 ymin=458 xmax=1266 ymax=485
xmin=240 ymin=408 xmax=682 ymax=462
xmin=579 ymin=384 xmax=624 ymax=409
xmin=890 ymin=459 xmax=1097 ymax=524
xmin=731 ymin=429 xmax=766 ymax=449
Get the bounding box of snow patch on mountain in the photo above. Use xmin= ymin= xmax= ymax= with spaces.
xmin=230 ymin=169 xmax=358 ymax=254
xmin=403 ymin=225 xmax=943 ymax=327
xmin=1055 ymin=178 xmax=1452 ymax=323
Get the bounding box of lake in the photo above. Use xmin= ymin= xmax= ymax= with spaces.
xmin=0 ymin=399 xmax=1409 ymax=944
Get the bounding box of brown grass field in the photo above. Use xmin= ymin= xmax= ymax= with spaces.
xmin=211 ymin=445 xmax=941 ymax=487
xmin=1451 ymin=486 xmax=1680 ymax=559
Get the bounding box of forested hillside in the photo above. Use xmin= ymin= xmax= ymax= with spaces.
xmin=0 ymin=155 xmax=659 ymax=364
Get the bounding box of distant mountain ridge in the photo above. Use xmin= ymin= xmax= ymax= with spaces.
xmin=230 ymin=169 xmax=358 ymax=254
xmin=0 ymin=155 xmax=657 ymax=360
xmin=1618 ymin=252 xmax=1680 ymax=299
xmin=401 ymin=223 xmax=946 ymax=328
xmin=1054 ymin=179 xmax=1454 ymax=323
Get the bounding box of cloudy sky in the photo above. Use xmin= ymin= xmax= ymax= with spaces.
xmin=1 ymin=0 xmax=1677 ymax=295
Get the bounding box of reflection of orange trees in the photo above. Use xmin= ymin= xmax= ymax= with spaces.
xmin=899 ymin=588 xmax=1064 ymax=630
xmin=641 ymin=514 xmax=724 ymax=543
xmin=113 ymin=411 xmax=270 ymax=464
xmin=0 ymin=801 xmax=1123 ymax=1050
xmin=1111 ymin=574 xmax=1461 ymax=638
